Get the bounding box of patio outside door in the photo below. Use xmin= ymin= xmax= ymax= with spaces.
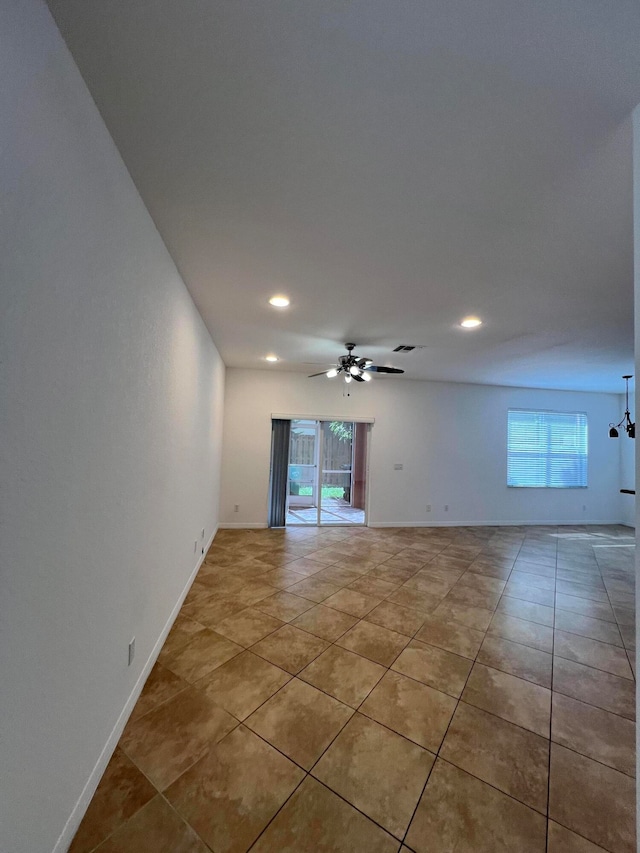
xmin=286 ymin=419 xmax=367 ymax=526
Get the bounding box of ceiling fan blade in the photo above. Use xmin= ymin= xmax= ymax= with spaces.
xmin=352 ymin=373 xmax=365 ymax=382
xmin=308 ymin=370 xmax=331 ymax=378
xmin=366 ymin=365 xmax=405 ymax=374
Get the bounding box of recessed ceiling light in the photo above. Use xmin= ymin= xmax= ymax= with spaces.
xmin=460 ymin=316 xmax=482 ymax=328
xmin=269 ymin=295 xmax=290 ymax=308
xmin=265 ymin=354 xmax=279 ymax=362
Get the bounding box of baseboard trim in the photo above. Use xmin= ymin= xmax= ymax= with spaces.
xmin=368 ymin=519 xmax=627 ymax=528
xmin=52 ymin=524 xmax=218 ymax=853
xmin=218 ymin=522 xmax=268 ymax=529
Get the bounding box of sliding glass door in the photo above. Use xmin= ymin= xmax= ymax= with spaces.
xmin=284 ymin=419 xmax=368 ymax=526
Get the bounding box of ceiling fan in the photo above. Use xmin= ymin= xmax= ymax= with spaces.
xmin=308 ymin=343 xmax=405 ymax=383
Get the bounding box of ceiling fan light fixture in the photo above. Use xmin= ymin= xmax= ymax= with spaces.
xmin=326 ymin=368 xmax=338 ymax=378
xmin=349 ymin=365 xmax=361 ymax=376
xmin=344 ymin=374 xmax=352 ymax=384
xmin=362 ymin=371 xmax=372 ymax=381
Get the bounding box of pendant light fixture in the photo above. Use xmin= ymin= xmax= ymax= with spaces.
xmin=609 ymin=375 xmax=635 ymax=438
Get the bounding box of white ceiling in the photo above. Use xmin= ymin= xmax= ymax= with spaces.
xmin=47 ymin=0 xmax=639 ymax=392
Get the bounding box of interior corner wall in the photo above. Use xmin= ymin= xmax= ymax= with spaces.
xmin=221 ymin=369 xmax=622 ymax=529
xmin=0 ymin=3 xmax=225 ymax=852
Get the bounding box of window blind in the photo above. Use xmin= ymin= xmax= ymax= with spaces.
xmin=507 ymin=410 xmax=588 ymax=488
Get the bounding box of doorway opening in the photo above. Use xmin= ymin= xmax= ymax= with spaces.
xmin=285 ymin=419 xmax=368 ymax=525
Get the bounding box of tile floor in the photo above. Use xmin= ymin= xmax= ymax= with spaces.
xmin=70 ymin=524 xmax=636 ymax=853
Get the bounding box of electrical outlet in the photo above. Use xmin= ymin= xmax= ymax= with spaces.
xmin=234 ymin=504 xmax=240 ymax=512
xmin=426 ymin=504 xmax=432 ymax=512
xmin=444 ymin=504 xmax=449 ymax=511
xmin=128 ymin=637 xmax=135 ymax=666
xmin=393 ymin=463 xmax=403 ymax=470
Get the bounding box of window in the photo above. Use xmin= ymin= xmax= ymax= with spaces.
xmin=507 ymin=410 xmax=588 ymax=488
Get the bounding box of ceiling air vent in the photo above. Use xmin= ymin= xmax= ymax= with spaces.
xmin=393 ymin=345 xmax=416 ymax=352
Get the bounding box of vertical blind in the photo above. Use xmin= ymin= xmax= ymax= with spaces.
xmin=507 ymin=410 xmax=588 ymax=488
xmin=268 ymin=419 xmax=291 ymax=527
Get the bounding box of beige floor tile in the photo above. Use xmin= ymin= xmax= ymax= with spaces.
xmin=348 ymin=576 xmax=399 ymax=598
xmin=180 ymin=594 xmax=248 ymax=631
xmin=285 ymin=556 xmax=332 ymax=575
xmin=245 ymin=678 xmax=353 ymax=769
xmin=387 ymin=586 xmax=442 ymax=613
xmin=213 ymin=607 xmax=284 ymax=646
xmin=549 ymin=743 xmax=636 ymax=853
xmin=182 ymin=581 xmax=216 ymax=608
xmin=488 ymin=612 xmax=553 ymax=652
xmin=556 ymin=593 xmax=616 ymax=622
xmin=250 ymin=623 xmax=329 ymax=674
xmin=232 ymin=580 xmax=279 ymax=606
xmin=457 ymin=572 xmax=507 ymax=594
xmin=313 ymin=713 xmax=434 ymax=838
xmin=431 ymin=600 xmax=494 ymax=631
xmin=551 ymin=692 xmax=635 ymax=777
xmin=196 ymin=650 xmax=290 ymax=720
xmin=466 ymin=560 xmax=513 ymax=580
xmin=316 ymin=566 xmax=365 ymax=586
xmin=496 ymin=597 xmax=555 ymax=627
xmin=163 ymin=630 xmax=243 ymax=683
xmin=93 ymin=795 xmax=209 ymax=853
xmin=514 ymin=560 xmax=556 ymax=577
xmin=165 ymin=725 xmax=304 ymax=853
xmin=440 ymin=702 xmax=549 ymax=813
xmin=360 ymin=670 xmax=456 ymax=752
xmin=160 ymin=615 xmax=208 ymax=659
xmin=477 ymin=635 xmax=552 ymax=688
xmin=509 ymin=571 xmax=556 ymax=590
xmin=391 ymin=639 xmax=472 ymax=697
xmin=129 ymin=662 xmax=189 ymax=723
xmin=553 ymin=657 xmax=635 ymax=720
xmin=444 ymin=585 xmax=501 ymax=610
xmin=119 ymin=687 xmax=237 ymax=789
xmin=250 ymin=776 xmax=398 ymax=853
xmin=554 ymin=629 xmax=633 ymax=679
xmin=69 ymin=748 xmax=156 ymax=853
xmin=299 ymin=645 xmax=385 ymax=708
xmin=364 ymin=600 xmax=426 ymax=636
xmin=555 ymin=579 xmax=608 ymax=601
xmin=406 ymin=758 xmax=546 ymax=853
xmin=547 ymin=821 xmax=610 ymax=852
xmin=254 ymin=590 xmax=315 ymax=621
xmin=414 ymin=615 xmax=484 ymax=659
xmin=286 ymin=576 xmax=341 ymax=602
xmin=368 ymin=564 xmax=416 ymax=584
xmin=259 ymin=567 xmax=308 ymax=589
xmin=291 ymin=603 xmax=358 ymax=641
xmin=553 ymin=609 xmax=623 ymax=646
xmin=462 ymin=663 xmax=551 ymax=736
xmin=322 ymin=588 xmax=381 ymax=617
xmin=503 ymin=584 xmax=555 ymax=607
xmin=336 ymin=620 xmax=408 ymax=666
xmin=403 ymin=574 xmax=455 ymax=598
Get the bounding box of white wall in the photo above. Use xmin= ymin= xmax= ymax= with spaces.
xmin=222 ymin=369 xmax=623 ymax=527
xmin=0 ymin=3 xmax=225 ymax=852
